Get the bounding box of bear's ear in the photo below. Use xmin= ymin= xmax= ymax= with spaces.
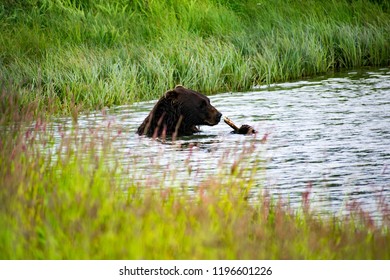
xmin=164 ymin=89 xmax=179 ymax=99
xmin=164 ymin=89 xmax=181 ymax=106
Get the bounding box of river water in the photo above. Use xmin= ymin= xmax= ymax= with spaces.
xmin=52 ymin=68 xmax=390 ymax=221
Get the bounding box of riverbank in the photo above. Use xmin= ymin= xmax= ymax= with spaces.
xmin=1 ymin=0 xmax=390 ymax=116
xmin=1 ymin=0 xmax=390 ymax=259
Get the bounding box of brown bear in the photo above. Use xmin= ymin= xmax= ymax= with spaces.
xmin=137 ymin=85 xmax=222 ymax=137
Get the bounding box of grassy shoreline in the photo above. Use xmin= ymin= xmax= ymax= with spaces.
xmin=1 ymin=0 xmax=390 ymax=259
xmin=1 ymin=0 xmax=390 ymax=115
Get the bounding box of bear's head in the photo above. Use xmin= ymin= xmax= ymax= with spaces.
xmin=137 ymin=85 xmax=222 ymax=137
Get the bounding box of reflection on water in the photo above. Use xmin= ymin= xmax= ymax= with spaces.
xmin=50 ymin=68 xmax=390 ymax=220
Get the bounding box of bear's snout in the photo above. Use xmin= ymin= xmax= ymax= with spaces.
xmin=205 ymin=107 xmax=222 ymax=126
xmin=216 ymin=111 xmax=222 ymax=122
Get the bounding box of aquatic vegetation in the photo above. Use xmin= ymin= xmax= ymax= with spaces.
xmin=1 ymin=0 xmax=389 ymax=114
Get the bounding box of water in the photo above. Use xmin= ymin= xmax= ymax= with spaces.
xmin=50 ymin=68 xmax=390 ymax=220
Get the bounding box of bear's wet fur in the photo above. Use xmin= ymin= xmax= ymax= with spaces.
xmin=137 ymin=85 xmax=222 ymax=137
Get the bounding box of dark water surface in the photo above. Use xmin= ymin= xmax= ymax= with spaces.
xmin=52 ymin=68 xmax=390 ymax=220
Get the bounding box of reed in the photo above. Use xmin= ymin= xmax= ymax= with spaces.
xmin=1 ymin=0 xmax=389 ymax=115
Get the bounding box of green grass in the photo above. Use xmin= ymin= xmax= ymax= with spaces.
xmin=1 ymin=0 xmax=389 ymax=115
xmin=1 ymin=0 xmax=390 ymax=260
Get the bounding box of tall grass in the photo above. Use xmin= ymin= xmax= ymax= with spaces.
xmin=1 ymin=0 xmax=390 ymax=260
xmin=1 ymin=0 xmax=389 ymax=114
